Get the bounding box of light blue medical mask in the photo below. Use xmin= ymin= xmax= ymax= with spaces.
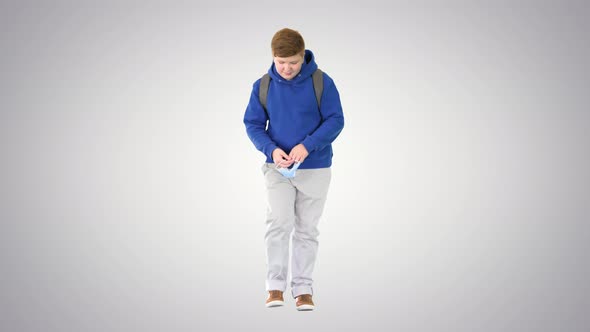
xmin=276 ymin=161 xmax=301 ymax=178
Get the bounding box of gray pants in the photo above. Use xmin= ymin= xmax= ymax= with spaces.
xmin=261 ymin=163 xmax=331 ymax=298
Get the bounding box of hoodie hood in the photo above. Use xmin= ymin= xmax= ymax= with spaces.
xmin=268 ymin=49 xmax=318 ymax=84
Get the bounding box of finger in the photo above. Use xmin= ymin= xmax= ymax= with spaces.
xmin=277 ymin=158 xmax=293 ymax=167
xmin=276 ymin=154 xmax=288 ymax=164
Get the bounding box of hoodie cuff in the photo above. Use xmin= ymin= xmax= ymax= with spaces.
xmin=264 ymin=143 xmax=279 ymax=160
xmin=301 ymin=136 xmax=316 ymax=153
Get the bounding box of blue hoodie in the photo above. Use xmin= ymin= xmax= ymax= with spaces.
xmin=243 ymin=49 xmax=344 ymax=169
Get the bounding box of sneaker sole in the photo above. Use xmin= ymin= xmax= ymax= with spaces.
xmin=266 ymin=300 xmax=284 ymax=308
xmin=296 ymin=304 xmax=314 ymax=311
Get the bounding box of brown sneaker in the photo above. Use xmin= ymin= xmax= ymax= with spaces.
xmin=266 ymin=290 xmax=284 ymax=308
xmin=295 ymin=294 xmax=314 ymax=311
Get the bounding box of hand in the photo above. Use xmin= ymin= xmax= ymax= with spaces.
xmin=272 ymin=148 xmax=294 ymax=168
xmin=289 ymin=144 xmax=309 ymax=163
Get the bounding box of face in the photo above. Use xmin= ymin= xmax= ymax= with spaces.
xmin=273 ymin=53 xmax=304 ymax=80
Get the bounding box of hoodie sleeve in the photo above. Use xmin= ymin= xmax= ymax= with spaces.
xmin=301 ymin=74 xmax=345 ymax=152
xmin=243 ymin=80 xmax=278 ymax=160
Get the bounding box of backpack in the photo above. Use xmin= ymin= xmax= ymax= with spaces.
xmin=258 ymin=69 xmax=324 ymax=112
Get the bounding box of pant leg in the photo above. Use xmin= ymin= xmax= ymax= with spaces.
xmin=290 ymin=167 xmax=331 ymax=298
xmin=262 ymin=163 xmax=296 ymax=292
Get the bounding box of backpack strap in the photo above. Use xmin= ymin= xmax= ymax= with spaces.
xmin=259 ymin=73 xmax=271 ymax=111
xmin=312 ymin=68 xmax=323 ymax=109
xmin=258 ymin=69 xmax=323 ymax=111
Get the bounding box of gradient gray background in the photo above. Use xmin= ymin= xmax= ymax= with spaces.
xmin=1 ymin=1 xmax=589 ymax=331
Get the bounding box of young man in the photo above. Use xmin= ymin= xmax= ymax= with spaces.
xmin=243 ymin=28 xmax=344 ymax=311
